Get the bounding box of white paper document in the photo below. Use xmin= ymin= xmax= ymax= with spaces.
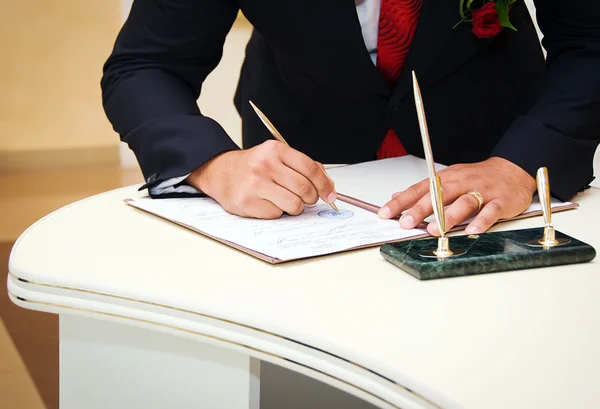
xmin=127 ymin=156 xmax=577 ymax=262
xmin=129 ymin=196 xmax=427 ymax=261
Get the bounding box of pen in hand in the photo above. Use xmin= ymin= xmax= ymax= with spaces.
xmin=249 ymin=100 xmax=339 ymax=213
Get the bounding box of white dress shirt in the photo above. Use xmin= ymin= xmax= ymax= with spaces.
xmin=151 ymin=0 xmax=381 ymax=195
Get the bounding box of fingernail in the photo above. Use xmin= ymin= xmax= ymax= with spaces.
xmin=327 ymin=192 xmax=337 ymax=204
xmin=378 ymin=206 xmax=391 ymax=218
xmin=465 ymin=225 xmax=480 ymax=234
xmin=400 ymin=215 xmax=414 ymax=229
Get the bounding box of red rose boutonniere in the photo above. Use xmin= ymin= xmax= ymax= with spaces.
xmin=456 ymin=0 xmax=517 ymax=39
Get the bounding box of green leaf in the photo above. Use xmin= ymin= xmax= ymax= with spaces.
xmin=495 ymin=0 xmax=517 ymax=31
xmin=459 ymin=0 xmax=467 ymax=21
xmin=466 ymin=0 xmax=475 ymax=9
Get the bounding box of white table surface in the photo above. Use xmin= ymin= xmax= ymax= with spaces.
xmin=7 ymin=185 xmax=600 ymax=409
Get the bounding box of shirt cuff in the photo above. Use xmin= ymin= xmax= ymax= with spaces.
xmin=148 ymin=174 xmax=202 ymax=195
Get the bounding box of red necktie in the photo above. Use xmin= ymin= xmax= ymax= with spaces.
xmin=376 ymin=0 xmax=422 ymax=159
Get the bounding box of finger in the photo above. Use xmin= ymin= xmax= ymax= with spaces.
xmin=231 ymin=198 xmax=283 ymax=219
xmin=389 ymin=167 xmax=453 ymax=200
xmin=465 ymin=199 xmax=504 ymax=234
xmin=258 ymin=181 xmax=305 ymax=216
xmin=399 ymin=180 xmax=464 ymax=229
xmin=379 ymin=179 xmax=429 ymax=219
xmin=271 ymin=164 xmax=319 ymax=205
xmin=382 ymin=179 xmax=463 ymax=226
xmin=398 ymin=191 xmax=433 ymax=229
xmin=428 ymin=192 xmax=481 ymax=236
xmin=280 ymin=149 xmax=336 ymax=204
xmin=250 ymin=199 xmax=286 ymax=219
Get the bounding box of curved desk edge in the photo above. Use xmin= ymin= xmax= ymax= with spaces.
xmin=7 ymin=272 xmax=459 ymax=409
xmin=7 ymin=185 xmax=140 ymax=283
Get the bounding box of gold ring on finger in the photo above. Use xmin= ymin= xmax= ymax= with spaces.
xmin=467 ymin=189 xmax=484 ymax=211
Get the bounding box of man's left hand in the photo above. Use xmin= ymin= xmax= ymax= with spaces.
xmin=378 ymin=157 xmax=537 ymax=236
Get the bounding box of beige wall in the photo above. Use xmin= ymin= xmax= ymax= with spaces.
xmin=0 ymin=1 xmax=121 ymax=153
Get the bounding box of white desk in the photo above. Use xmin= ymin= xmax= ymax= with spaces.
xmin=7 ymin=185 xmax=600 ymax=409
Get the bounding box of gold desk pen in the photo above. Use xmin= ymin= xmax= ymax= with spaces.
xmin=528 ymin=167 xmax=571 ymax=247
xmin=379 ymin=76 xmax=594 ymax=278
xmin=248 ymin=100 xmax=339 ymax=213
xmin=412 ymin=72 xmax=464 ymax=258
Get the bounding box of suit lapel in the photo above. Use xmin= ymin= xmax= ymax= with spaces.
xmin=391 ymin=0 xmax=461 ymax=101
xmin=331 ymin=0 xmax=391 ymax=97
xmin=330 ymin=0 xmax=465 ymax=100
xmin=251 ymin=0 xmax=460 ymax=100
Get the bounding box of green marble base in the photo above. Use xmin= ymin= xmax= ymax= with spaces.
xmin=380 ymin=227 xmax=596 ymax=280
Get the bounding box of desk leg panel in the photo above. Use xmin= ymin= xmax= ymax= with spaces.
xmin=59 ymin=314 xmax=260 ymax=409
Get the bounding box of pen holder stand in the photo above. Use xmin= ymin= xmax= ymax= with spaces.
xmin=380 ymin=227 xmax=596 ymax=280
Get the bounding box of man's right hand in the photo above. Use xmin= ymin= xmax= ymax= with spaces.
xmin=186 ymin=140 xmax=337 ymax=219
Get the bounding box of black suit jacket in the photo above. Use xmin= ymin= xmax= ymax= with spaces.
xmin=101 ymin=0 xmax=600 ymax=201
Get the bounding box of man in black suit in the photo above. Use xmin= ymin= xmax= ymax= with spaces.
xmin=101 ymin=0 xmax=600 ymax=236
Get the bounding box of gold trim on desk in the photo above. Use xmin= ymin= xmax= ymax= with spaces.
xmin=8 ymin=273 xmax=441 ymax=409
